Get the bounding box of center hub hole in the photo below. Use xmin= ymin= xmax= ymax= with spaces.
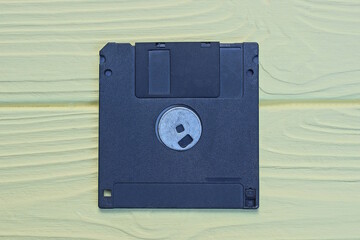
xmin=176 ymin=124 xmax=185 ymax=133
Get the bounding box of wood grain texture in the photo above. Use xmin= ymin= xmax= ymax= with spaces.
xmin=0 ymin=105 xmax=359 ymax=239
xmin=0 ymin=0 xmax=359 ymax=104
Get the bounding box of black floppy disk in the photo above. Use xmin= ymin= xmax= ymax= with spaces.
xmin=98 ymin=42 xmax=259 ymax=208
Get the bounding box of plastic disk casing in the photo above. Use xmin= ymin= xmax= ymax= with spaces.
xmin=98 ymin=42 xmax=259 ymax=209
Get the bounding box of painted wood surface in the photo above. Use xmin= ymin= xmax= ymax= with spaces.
xmin=0 ymin=0 xmax=360 ymax=104
xmin=0 ymin=0 xmax=359 ymax=239
xmin=0 ymin=106 xmax=359 ymax=239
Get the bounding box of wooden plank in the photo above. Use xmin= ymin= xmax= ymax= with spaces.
xmin=0 ymin=0 xmax=359 ymax=104
xmin=0 ymin=105 xmax=359 ymax=239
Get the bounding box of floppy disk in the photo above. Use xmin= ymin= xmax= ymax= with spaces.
xmin=98 ymin=42 xmax=259 ymax=208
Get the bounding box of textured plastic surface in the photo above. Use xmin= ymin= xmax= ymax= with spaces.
xmin=99 ymin=42 xmax=259 ymax=209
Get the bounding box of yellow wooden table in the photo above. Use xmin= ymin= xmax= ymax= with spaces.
xmin=1 ymin=0 xmax=359 ymax=239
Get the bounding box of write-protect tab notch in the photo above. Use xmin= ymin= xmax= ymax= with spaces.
xmin=148 ymin=50 xmax=170 ymax=95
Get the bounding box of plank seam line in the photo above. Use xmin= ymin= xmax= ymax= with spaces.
xmin=0 ymin=100 xmax=360 ymax=109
